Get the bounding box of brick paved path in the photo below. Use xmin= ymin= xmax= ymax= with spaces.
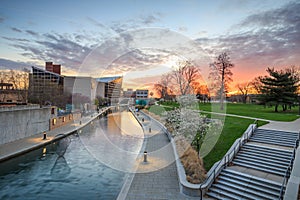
xmin=122 ymin=111 xmax=198 ymax=200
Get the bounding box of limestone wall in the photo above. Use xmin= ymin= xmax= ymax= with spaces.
xmin=0 ymin=106 xmax=51 ymax=145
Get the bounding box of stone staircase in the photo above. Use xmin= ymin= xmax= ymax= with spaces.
xmin=206 ymin=128 xmax=299 ymax=200
xmin=207 ymin=169 xmax=283 ymax=200
xmin=249 ymin=129 xmax=299 ymax=147
xmin=232 ymin=144 xmax=293 ymax=176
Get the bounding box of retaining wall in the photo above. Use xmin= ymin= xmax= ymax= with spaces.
xmin=0 ymin=106 xmax=51 ymax=145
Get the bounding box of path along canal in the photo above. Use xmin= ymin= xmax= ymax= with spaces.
xmin=0 ymin=111 xmax=144 ymax=199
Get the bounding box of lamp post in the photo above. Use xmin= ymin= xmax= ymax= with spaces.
xmin=43 ymin=132 xmax=47 ymax=140
xmin=143 ymin=151 xmax=148 ymax=162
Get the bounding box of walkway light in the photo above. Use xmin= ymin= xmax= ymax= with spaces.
xmin=143 ymin=151 xmax=148 ymax=162
xmin=43 ymin=132 xmax=47 ymax=140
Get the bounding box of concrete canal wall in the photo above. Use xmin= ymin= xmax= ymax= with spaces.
xmin=0 ymin=105 xmax=51 ymax=145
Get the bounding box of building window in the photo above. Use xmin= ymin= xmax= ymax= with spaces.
xmin=51 ymin=108 xmax=55 ymax=114
xmin=52 ymin=118 xmax=56 ymax=125
xmin=62 ymin=117 xmax=65 ymax=122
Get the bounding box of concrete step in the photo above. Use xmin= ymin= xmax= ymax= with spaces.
xmin=236 ymin=153 xmax=290 ymax=167
xmin=233 ymin=156 xmax=288 ymax=171
xmin=232 ymin=159 xmax=286 ymax=176
xmin=252 ymin=134 xmax=297 ymax=143
xmin=256 ymin=129 xmax=298 ymax=136
xmin=217 ymin=180 xmax=277 ymax=200
xmin=249 ymin=138 xmax=296 ymax=147
xmin=254 ymin=131 xmax=298 ymax=138
xmin=222 ymin=169 xmax=282 ymax=191
xmin=207 ymin=187 xmax=241 ymax=200
xmin=238 ymin=149 xmax=291 ymax=162
xmin=219 ymin=175 xmax=281 ymax=198
xmin=243 ymin=144 xmax=293 ymax=155
xmin=213 ymin=183 xmax=259 ymax=199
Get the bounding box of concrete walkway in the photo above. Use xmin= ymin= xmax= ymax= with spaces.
xmin=260 ymin=117 xmax=300 ymax=132
xmin=0 ymin=110 xmax=106 ymax=162
xmin=120 ymin=111 xmax=198 ymax=200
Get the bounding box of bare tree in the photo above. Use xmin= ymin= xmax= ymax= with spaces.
xmin=236 ymin=82 xmax=251 ymax=103
xmin=250 ymin=77 xmax=262 ymax=94
xmin=171 ymin=60 xmax=201 ymax=95
xmin=154 ymin=73 xmax=172 ymax=99
xmin=0 ymin=69 xmax=29 ymax=103
xmin=209 ymin=52 xmax=234 ymax=110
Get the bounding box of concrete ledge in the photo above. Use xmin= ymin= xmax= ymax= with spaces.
xmin=0 ymin=107 xmax=112 ymax=163
xmin=284 ymin=144 xmax=300 ymax=200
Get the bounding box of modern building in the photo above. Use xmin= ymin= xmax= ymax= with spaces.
xmin=96 ymin=76 xmax=123 ymax=104
xmin=136 ymin=89 xmax=148 ymax=99
xmin=29 ymin=65 xmax=64 ymax=104
xmin=29 ymin=62 xmax=123 ymax=108
xmin=64 ymin=76 xmax=97 ymax=101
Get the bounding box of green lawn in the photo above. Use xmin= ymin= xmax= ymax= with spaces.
xmin=147 ymin=102 xmax=298 ymax=171
xmin=159 ymin=102 xmax=299 ymax=122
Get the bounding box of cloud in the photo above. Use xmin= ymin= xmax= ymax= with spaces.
xmin=0 ymin=17 xmax=4 ymax=23
xmin=0 ymin=58 xmax=40 ymax=70
xmin=197 ymin=1 xmax=300 ymax=71
xmin=11 ymin=27 xmax=22 ymax=33
xmin=110 ymin=13 xmax=162 ymax=33
xmin=2 ymin=36 xmax=30 ymax=42
xmin=25 ymin=30 xmax=39 ymax=36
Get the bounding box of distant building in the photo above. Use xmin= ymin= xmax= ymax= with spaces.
xmin=45 ymin=62 xmax=61 ymax=75
xmin=123 ymin=88 xmax=136 ymax=98
xmin=136 ymin=89 xmax=148 ymax=99
xmin=0 ymin=83 xmax=27 ymax=105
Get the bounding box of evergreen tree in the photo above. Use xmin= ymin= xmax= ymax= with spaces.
xmin=259 ymin=67 xmax=299 ymax=112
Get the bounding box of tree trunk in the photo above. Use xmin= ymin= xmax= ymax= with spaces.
xmin=275 ymin=104 xmax=278 ymax=112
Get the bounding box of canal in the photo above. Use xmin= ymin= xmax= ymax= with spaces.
xmin=0 ymin=111 xmax=144 ymax=199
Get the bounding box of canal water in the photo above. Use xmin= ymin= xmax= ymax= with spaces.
xmin=0 ymin=111 xmax=144 ymax=199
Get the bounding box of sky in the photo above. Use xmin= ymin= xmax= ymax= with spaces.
xmin=0 ymin=0 xmax=299 ymax=91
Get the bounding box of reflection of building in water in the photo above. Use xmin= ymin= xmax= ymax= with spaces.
xmin=96 ymin=76 xmax=123 ymax=104
xmin=107 ymin=113 xmax=122 ymax=135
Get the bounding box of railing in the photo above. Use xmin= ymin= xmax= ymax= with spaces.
xmin=199 ymin=120 xmax=257 ymax=199
xmin=278 ymin=131 xmax=300 ymax=199
xmin=0 ymin=104 xmax=41 ymax=111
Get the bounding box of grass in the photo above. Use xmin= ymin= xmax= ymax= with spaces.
xmin=147 ymin=102 xmax=298 ymax=171
xmin=159 ymin=102 xmax=299 ymax=122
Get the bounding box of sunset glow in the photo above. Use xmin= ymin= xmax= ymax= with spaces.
xmin=0 ymin=0 xmax=299 ymax=92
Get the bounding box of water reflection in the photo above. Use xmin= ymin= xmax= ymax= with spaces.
xmin=0 ymin=111 xmax=142 ymax=199
xmin=51 ymin=137 xmax=71 ymax=180
xmin=80 ymin=111 xmax=144 ymax=172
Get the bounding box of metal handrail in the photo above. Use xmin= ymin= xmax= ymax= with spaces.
xmin=278 ymin=132 xmax=300 ymax=199
xmin=199 ymin=121 xmax=257 ymax=199
xmin=278 ymin=150 xmax=295 ymax=199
